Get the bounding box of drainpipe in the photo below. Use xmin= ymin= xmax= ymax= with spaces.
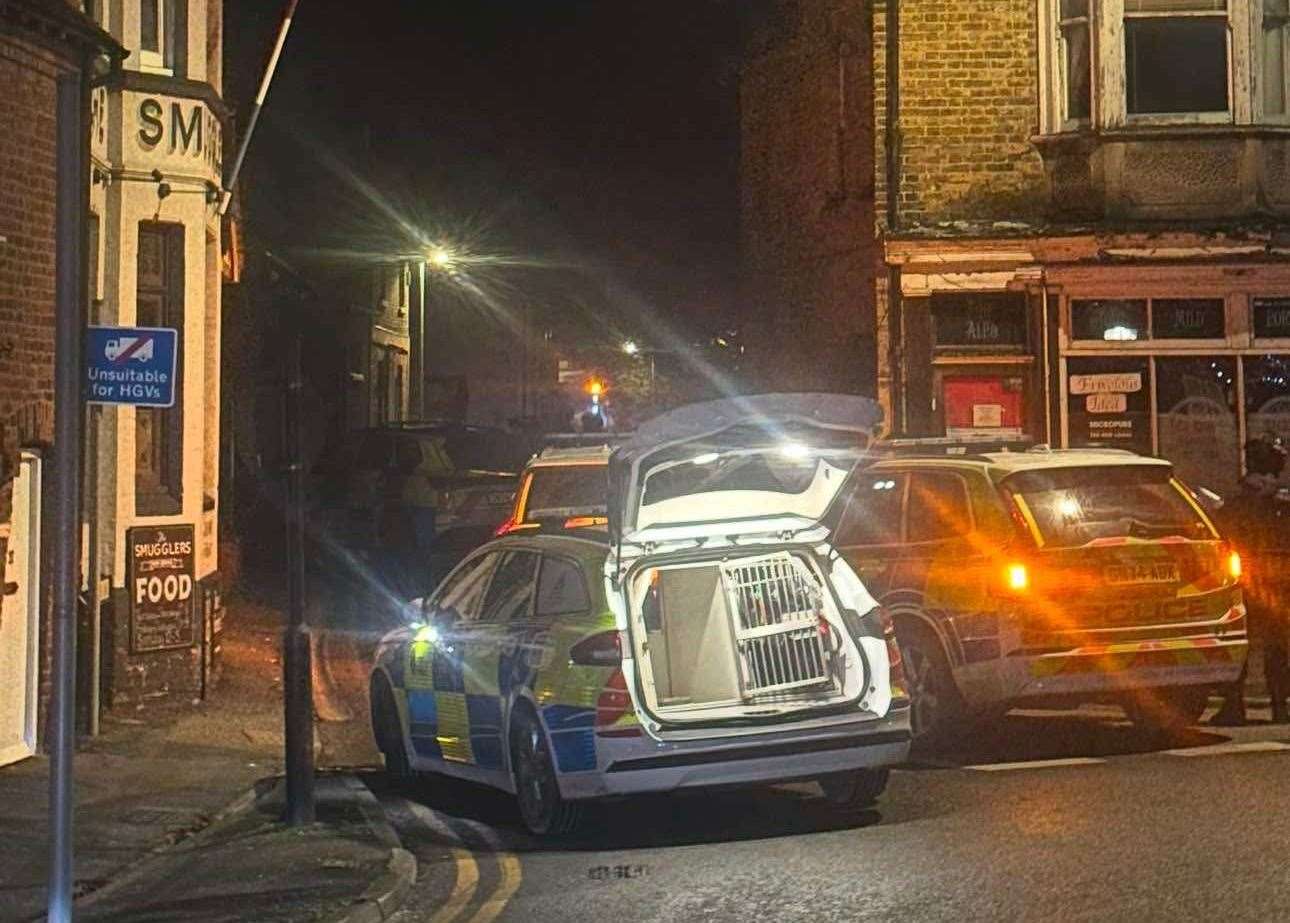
xmin=884 ymin=0 xmax=904 ymax=434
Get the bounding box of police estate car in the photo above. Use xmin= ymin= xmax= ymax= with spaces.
xmin=369 ymin=396 xmax=911 ymax=835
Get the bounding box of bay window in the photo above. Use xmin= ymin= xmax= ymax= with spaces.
xmin=1124 ymin=0 xmax=1229 ymax=116
xmin=1264 ymin=0 xmax=1290 ymax=116
xmin=1060 ymin=0 xmax=1093 ymax=124
xmin=1043 ymin=0 xmax=1290 ymax=128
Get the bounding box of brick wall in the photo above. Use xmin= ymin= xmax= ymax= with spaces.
xmin=0 ymin=28 xmax=76 ymax=745
xmin=739 ymin=0 xmax=879 ymax=394
xmin=0 ymin=37 xmax=60 ymax=495
xmin=874 ymin=0 xmax=1048 ymax=229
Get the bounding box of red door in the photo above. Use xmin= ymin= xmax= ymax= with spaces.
xmin=942 ymin=375 xmax=1025 ymax=438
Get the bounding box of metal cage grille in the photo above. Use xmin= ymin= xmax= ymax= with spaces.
xmin=720 ymin=554 xmax=833 ymax=697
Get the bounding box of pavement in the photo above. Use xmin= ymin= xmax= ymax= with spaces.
xmin=0 ymin=596 xmax=411 ymax=923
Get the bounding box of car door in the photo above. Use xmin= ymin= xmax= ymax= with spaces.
xmin=457 ymin=549 xmax=540 ymax=772
xmin=405 ymin=550 xmax=496 ymax=765
xmin=834 ymin=470 xmax=909 ymax=597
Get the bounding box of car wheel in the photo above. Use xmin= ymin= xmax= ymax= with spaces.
xmin=510 ymin=708 xmax=582 ymax=836
xmin=818 ymin=768 xmax=889 ymax=810
xmin=1125 ymin=687 xmax=1210 ymax=735
xmin=371 ymin=676 xmax=415 ymax=784
xmin=898 ymin=622 xmax=965 ymax=750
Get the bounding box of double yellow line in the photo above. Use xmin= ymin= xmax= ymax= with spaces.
xmin=409 ymin=801 xmax=523 ymax=923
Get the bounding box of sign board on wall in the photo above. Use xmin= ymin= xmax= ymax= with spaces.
xmin=86 ymin=326 xmax=177 ymax=407
xmin=128 ymin=525 xmax=196 ymax=653
xmin=1066 ymin=359 xmax=1152 ymax=454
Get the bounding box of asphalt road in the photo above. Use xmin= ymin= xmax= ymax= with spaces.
xmin=362 ymin=706 xmax=1290 ymax=923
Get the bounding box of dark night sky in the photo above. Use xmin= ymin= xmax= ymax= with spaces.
xmin=226 ymin=0 xmax=742 ymax=338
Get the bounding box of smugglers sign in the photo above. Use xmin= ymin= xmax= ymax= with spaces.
xmin=135 ymin=97 xmax=223 ymax=173
xmin=128 ymin=525 xmax=197 ymax=653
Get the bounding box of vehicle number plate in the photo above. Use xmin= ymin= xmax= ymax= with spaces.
xmin=1104 ymin=562 xmax=1179 ymax=585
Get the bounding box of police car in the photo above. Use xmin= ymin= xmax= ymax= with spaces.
xmin=369 ymin=395 xmax=911 ymax=835
xmin=835 ymin=441 xmax=1248 ymax=744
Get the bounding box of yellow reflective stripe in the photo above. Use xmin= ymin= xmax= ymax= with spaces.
xmin=436 ymin=692 xmax=474 ymax=763
xmin=1172 ymin=478 xmax=1219 ymax=538
xmin=513 ymin=473 xmax=534 ymax=522
xmin=1011 ymin=494 xmax=1045 ymax=548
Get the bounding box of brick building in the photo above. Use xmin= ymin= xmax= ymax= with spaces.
xmin=742 ymin=0 xmax=1290 ymax=495
xmin=0 ymin=0 xmax=118 ymax=765
xmin=2 ymin=0 xmax=230 ymax=766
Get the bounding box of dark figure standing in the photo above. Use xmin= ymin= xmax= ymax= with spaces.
xmin=1212 ymin=437 xmax=1290 ymax=725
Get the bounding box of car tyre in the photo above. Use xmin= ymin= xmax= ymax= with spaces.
xmin=1125 ymin=686 xmax=1209 ymax=735
xmin=898 ymin=621 xmax=965 ymax=751
xmin=819 ymin=768 xmax=889 ymax=810
xmin=511 ymin=707 xmax=582 ymax=837
xmin=371 ymin=676 xmax=416 ymax=785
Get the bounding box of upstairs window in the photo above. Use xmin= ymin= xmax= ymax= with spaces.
xmin=139 ymin=0 xmax=185 ymax=75
xmin=1125 ymin=0 xmax=1230 ymax=116
xmin=1264 ymin=0 xmax=1290 ymax=116
xmin=1060 ymin=0 xmax=1093 ymax=124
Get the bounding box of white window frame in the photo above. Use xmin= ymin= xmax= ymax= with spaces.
xmin=1059 ymin=1 xmax=1095 ymax=129
xmin=1257 ymin=0 xmax=1290 ymax=120
xmin=1040 ymin=0 xmax=1260 ymax=130
xmin=138 ymin=0 xmax=174 ymax=75
xmin=1122 ymin=0 xmax=1234 ymax=124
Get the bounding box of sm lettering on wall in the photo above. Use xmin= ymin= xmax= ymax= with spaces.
xmin=136 ymin=97 xmax=223 ymax=172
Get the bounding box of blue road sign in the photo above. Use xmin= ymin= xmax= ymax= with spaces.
xmin=86 ymin=326 xmax=178 ymax=407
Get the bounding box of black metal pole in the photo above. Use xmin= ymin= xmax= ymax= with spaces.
xmin=283 ymin=317 xmax=314 ymax=824
xmin=48 ymin=68 xmax=88 ymax=923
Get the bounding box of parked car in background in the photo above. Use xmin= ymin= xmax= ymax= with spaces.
xmin=494 ymin=435 xmax=623 ymax=537
xmin=831 ymin=439 xmax=1247 ymax=745
xmin=370 ymin=395 xmax=911 ymax=835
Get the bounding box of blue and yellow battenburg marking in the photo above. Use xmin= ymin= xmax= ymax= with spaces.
xmin=402 ymin=621 xmax=632 ymax=775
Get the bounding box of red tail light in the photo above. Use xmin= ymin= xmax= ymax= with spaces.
xmin=493 ymin=516 xmax=518 ymax=537
xmin=595 ymin=668 xmax=635 ymax=733
xmin=879 ymin=609 xmax=908 ymax=702
xmin=569 ymin=630 xmax=621 ymax=667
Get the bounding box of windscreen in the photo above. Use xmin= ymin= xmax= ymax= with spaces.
xmin=1004 ymin=465 xmax=1214 ymax=548
xmin=524 ymin=465 xmax=609 ymax=521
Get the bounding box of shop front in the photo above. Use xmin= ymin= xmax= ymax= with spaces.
xmin=1052 ymin=263 xmax=1290 ymax=496
xmin=884 ymin=239 xmax=1290 ymax=495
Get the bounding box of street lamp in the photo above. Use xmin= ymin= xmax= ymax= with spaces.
xmin=426 ymin=244 xmax=457 ymax=271
xmin=621 ymin=339 xmax=639 ymax=356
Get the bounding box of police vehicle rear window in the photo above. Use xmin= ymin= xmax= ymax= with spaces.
xmin=524 ymin=466 xmax=609 ymax=522
xmin=1003 ymin=465 xmax=1213 ymax=548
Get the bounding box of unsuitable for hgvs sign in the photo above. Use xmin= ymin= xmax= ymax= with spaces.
xmin=128 ymin=525 xmax=197 ymax=653
xmin=86 ymin=325 xmax=177 ymax=407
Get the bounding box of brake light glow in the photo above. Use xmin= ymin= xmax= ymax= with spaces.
xmin=569 ymin=630 xmax=621 ymax=667
xmin=493 ymin=516 xmax=518 ymax=537
xmin=878 ymin=608 xmax=907 ymax=703
xmin=563 ymin=515 xmax=608 ymax=529
xmin=1005 ymin=562 xmax=1029 ymax=593
xmin=1228 ymin=550 xmax=1242 ymax=581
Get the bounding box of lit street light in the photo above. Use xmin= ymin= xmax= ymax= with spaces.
xmin=622 ymin=339 xmax=639 ymax=356
xmin=426 ymin=244 xmax=458 ymax=271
